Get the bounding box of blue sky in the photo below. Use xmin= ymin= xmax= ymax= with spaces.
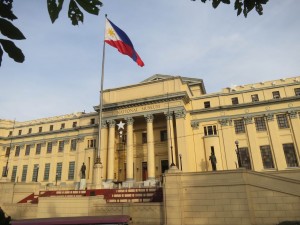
xmin=1 ymin=1 xmax=300 ymax=121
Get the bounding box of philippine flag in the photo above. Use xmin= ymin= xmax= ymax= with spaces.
xmin=105 ymin=18 xmax=144 ymax=67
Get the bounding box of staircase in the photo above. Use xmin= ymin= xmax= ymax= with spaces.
xmin=18 ymin=187 xmax=163 ymax=204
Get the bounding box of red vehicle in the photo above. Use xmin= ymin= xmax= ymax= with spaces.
xmin=11 ymin=215 xmax=131 ymax=225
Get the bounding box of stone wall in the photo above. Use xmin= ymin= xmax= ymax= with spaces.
xmin=163 ymin=169 xmax=300 ymax=225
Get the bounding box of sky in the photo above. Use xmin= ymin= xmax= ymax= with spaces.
xmin=1 ymin=0 xmax=300 ymax=122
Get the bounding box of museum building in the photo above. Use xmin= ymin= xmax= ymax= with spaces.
xmin=1 ymin=74 xmax=300 ymax=187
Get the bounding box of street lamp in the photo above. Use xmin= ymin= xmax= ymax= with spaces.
xmin=179 ymin=154 xmax=182 ymax=171
xmin=235 ymin=140 xmax=242 ymax=168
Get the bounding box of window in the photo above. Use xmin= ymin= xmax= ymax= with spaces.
xmin=56 ymin=162 xmax=63 ymax=181
xmin=25 ymin=145 xmax=31 ymax=156
xmin=142 ymin=132 xmax=147 ymax=144
xmin=239 ymin=147 xmax=252 ymax=170
xmin=28 ymin=128 xmax=32 ymax=134
xmin=11 ymin=166 xmax=17 ymax=182
xmin=204 ymin=125 xmax=217 ymax=136
xmin=88 ymin=139 xmax=96 ymax=148
xmin=15 ymin=146 xmax=20 ymax=156
xmin=231 ymin=97 xmax=239 ymax=105
xmin=90 ymin=118 xmax=95 ymax=125
xmin=72 ymin=121 xmax=77 ymax=128
xmin=204 ymin=101 xmax=211 ymax=108
xmin=39 ymin=127 xmax=42 ymax=133
xmin=21 ymin=165 xmax=28 ymax=182
xmin=60 ymin=123 xmax=65 ymax=129
xmin=18 ymin=130 xmax=22 ymax=135
xmin=276 ymin=114 xmax=289 ymax=129
xmin=2 ymin=166 xmax=7 ymax=177
xmin=49 ymin=125 xmax=54 ymax=131
xmin=32 ymin=164 xmax=39 ymax=182
xmin=43 ymin=163 xmax=50 ymax=181
xmin=283 ymin=143 xmax=298 ymax=167
xmin=8 ymin=131 xmax=12 ymax=136
xmin=272 ymin=91 xmax=280 ymax=99
xmin=260 ymin=145 xmax=274 ymax=169
xmin=234 ymin=119 xmax=245 ymax=134
xmin=70 ymin=139 xmax=77 ymax=151
xmin=58 ymin=141 xmax=64 ymax=152
xmin=47 ymin=142 xmax=52 ymax=154
xmin=68 ymin=161 xmax=75 ymax=180
xmin=251 ymin=94 xmax=259 ymax=102
xmin=160 ymin=130 xmax=168 ymax=142
xmin=5 ymin=147 xmax=10 ymax=157
xmin=36 ymin=144 xmax=41 ymax=155
xmin=295 ymin=88 xmax=300 ymax=96
xmin=254 ymin=117 xmax=267 ymax=131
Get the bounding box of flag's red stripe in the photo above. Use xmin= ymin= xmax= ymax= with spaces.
xmin=105 ymin=40 xmax=144 ymax=67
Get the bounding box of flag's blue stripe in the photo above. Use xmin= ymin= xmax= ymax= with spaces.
xmin=108 ymin=19 xmax=135 ymax=50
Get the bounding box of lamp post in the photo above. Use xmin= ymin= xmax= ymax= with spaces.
xmin=36 ymin=165 xmax=39 ymax=182
xmin=235 ymin=140 xmax=242 ymax=168
xmin=179 ymin=154 xmax=182 ymax=171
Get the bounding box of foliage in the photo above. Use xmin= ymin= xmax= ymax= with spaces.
xmin=0 ymin=0 xmax=268 ymax=67
xmin=0 ymin=0 xmax=103 ymax=67
xmin=192 ymin=0 xmax=269 ymax=17
xmin=0 ymin=0 xmax=25 ymax=66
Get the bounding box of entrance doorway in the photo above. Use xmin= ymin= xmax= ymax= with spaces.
xmin=142 ymin=162 xmax=148 ymax=181
xmin=161 ymin=160 xmax=169 ymax=174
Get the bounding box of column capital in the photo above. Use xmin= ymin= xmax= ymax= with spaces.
xmin=174 ymin=110 xmax=186 ymax=119
xmin=265 ymin=113 xmax=274 ymax=121
xmin=144 ymin=114 xmax=154 ymax=123
xmin=164 ymin=111 xmax=173 ymax=120
xmin=288 ymin=110 xmax=298 ymax=119
xmin=244 ymin=116 xmax=253 ymax=125
xmin=107 ymin=119 xmax=116 ymax=128
xmin=101 ymin=120 xmax=108 ymax=128
xmin=191 ymin=121 xmax=199 ymax=130
xmin=218 ymin=118 xmax=232 ymax=126
xmin=125 ymin=117 xmax=134 ymax=125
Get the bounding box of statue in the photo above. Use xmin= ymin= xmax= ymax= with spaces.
xmin=209 ymin=152 xmax=217 ymax=171
xmin=81 ymin=163 xmax=86 ymax=179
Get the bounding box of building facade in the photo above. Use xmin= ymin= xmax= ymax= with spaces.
xmin=1 ymin=74 xmax=300 ymax=187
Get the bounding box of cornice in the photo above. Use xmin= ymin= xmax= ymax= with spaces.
xmin=94 ymin=92 xmax=190 ymax=112
xmin=192 ymin=80 xmax=300 ymax=100
xmin=0 ymin=124 xmax=98 ymax=141
xmin=190 ymin=95 xmax=300 ymax=115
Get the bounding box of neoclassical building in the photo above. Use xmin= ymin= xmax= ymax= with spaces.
xmin=1 ymin=74 xmax=300 ymax=187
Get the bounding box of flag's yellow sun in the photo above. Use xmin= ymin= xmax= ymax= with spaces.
xmin=107 ymin=28 xmax=115 ymax=37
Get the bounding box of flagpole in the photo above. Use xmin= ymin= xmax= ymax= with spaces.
xmin=93 ymin=14 xmax=107 ymax=189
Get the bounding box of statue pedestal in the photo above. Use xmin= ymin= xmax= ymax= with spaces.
xmin=80 ymin=179 xmax=86 ymax=190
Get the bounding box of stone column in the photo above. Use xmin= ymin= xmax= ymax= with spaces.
xmin=126 ymin=117 xmax=134 ymax=181
xmin=145 ymin=114 xmax=155 ymax=180
xmin=288 ymin=110 xmax=300 ymax=158
xmin=244 ymin=116 xmax=259 ymax=170
xmin=165 ymin=111 xmax=176 ymax=167
xmin=106 ymin=119 xmax=116 ymax=181
xmin=265 ymin=113 xmax=286 ymax=170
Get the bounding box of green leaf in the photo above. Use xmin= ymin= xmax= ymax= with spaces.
xmin=47 ymin=0 xmax=64 ymax=23
xmin=255 ymin=3 xmax=263 ymax=15
xmin=75 ymin=0 xmax=102 ymax=16
xmin=0 ymin=39 xmax=25 ymax=64
xmin=0 ymin=0 xmax=18 ymax=20
xmin=0 ymin=18 xmax=26 ymax=40
xmin=221 ymin=0 xmax=230 ymax=4
xmin=68 ymin=0 xmax=83 ymax=25
xmin=244 ymin=0 xmax=255 ymax=13
xmin=0 ymin=45 xmax=3 ymax=66
xmin=234 ymin=0 xmax=243 ymax=16
xmin=212 ymin=0 xmax=221 ymax=8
